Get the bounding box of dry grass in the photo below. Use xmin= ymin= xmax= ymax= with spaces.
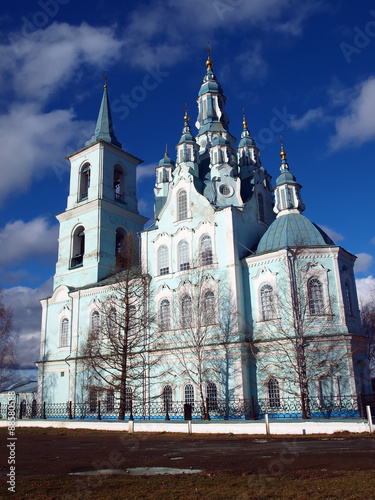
xmin=2 ymin=470 xmax=375 ymax=499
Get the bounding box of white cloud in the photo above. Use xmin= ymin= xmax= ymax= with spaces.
xmin=2 ymin=22 xmax=123 ymax=102
xmin=235 ymin=44 xmax=268 ymax=82
xmin=330 ymin=77 xmax=375 ymax=150
xmin=354 ymin=252 xmax=374 ymax=273
xmin=3 ymin=279 xmax=53 ymax=367
xmin=290 ymin=107 xmax=326 ymax=131
xmin=0 ymin=217 xmax=58 ymax=267
xmin=318 ymin=225 xmax=344 ymax=243
xmin=356 ymin=275 xmax=375 ymax=306
xmin=137 ymin=162 xmax=157 ymax=182
xmin=0 ymin=104 xmax=94 ymax=203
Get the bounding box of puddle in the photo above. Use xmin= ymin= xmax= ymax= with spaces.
xmin=253 ymin=439 xmax=268 ymax=443
xmin=70 ymin=467 xmax=202 ymax=476
xmin=169 ymin=457 xmax=184 ymax=460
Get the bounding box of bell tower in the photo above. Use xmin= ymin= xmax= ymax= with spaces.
xmin=53 ymin=83 xmax=148 ymax=290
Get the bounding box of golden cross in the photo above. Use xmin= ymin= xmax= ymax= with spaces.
xmin=104 ymin=71 xmax=109 ymax=89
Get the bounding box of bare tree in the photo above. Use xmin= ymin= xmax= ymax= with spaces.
xmin=82 ymin=232 xmax=159 ymax=420
xmin=162 ymin=265 xmax=237 ymax=418
xmin=250 ymin=248 xmax=350 ymax=419
xmin=0 ymin=290 xmax=17 ymax=390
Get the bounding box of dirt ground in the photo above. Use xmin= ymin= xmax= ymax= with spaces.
xmin=1 ymin=428 xmax=375 ymax=478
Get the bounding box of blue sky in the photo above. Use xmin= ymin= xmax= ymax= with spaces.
xmin=1 ymin=0 xmax=375 ymax=372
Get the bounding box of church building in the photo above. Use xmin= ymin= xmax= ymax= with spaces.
xmin=37 ymin=54 xmax=371 ymax=416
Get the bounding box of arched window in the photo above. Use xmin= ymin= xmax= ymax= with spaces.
xmin=206 ymin=382 xmax=218 ymax=411
xmin=181 ymin=295 xmax=192 ymax=328
xmin=260 ymin=284 xmax=276 ymax=321
xmin=106 ymin=390 xmax=115 ymax=412
xmin=203 ymin=291 xmax=216 ymax=325
xmin=200 ymin=235 xmax=213 ymax=266
xmin=71 ymin=226 xmax=85 ymax=268
xmin=20 ymin=399 xmax=27 ymax=417
xmin=345 ymin=282 xmax=353 ymax=316
xmin=31 ymin=399 xmax=37 ymax=418
xmin=125 ymin=387 xmax=133 ymax=412
xmin=184 ymin=383 xmax=195 ymax=410
xmin=158 ymin=246 xmax=169 ymax=275
xmin=163 ymin=385 xmax=172 ymax=413
xmin=258 ymin=193 xmax=265 ymax=222
xmin=177 ymin=190 xmax=188 ymax=220
xmin=60 ymin=318 xmax=69 ymax=347
xmin=115 ymin=228 xmax=126 ymax=262
xmin=79 ymin=163 xmax=90 ymax=201
xmin=90 ymin=311 xmax=100 ymax=340
xmin=107 ymin=308 xmax=117 ymax=334
xmin=178 ymin=240 xmax=190 ymax=271
xmin=114 ymin=165 xmax=125 ymax=203
xmin=160 ymin=299 xmax=171 ymax=331
xmin=267 ymin=378 xmax=280 ymax=408
xmin=89 ymin=389 xmax=98 ymax=413
xmin=308 ymin=278 xmax=324 ymax=315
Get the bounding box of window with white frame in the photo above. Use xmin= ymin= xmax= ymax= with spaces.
xmin=203 ymin=290 xmax=216 ymax=325
xmin=200 ymin=235 xmax=213 ymax=266
xmin=89 ymin=389 xmax=98 ymax=413
xmin=163 ymin=385 xmax=172 ymax=412
xmin=308 ymin=277 xmax=324 ymax=315
xmin=267 ymin=378 xmax=280 ymax=408
xmin=114 ymin=165 xmax=125 ymax=203
xmin=159 ymin=299 xmax=171 ymax=331
xmin=178 ymin=240 xmax=190 ymax=271
xmin=184 ymin=383 xmax=195 ymax=410
xmin=177 ymin=190 xmax=188 ymax=220
xmin=344 ymin=282 xmax=353 ymax=316
xmin=71 ymin=226 xmax=85 ymax=268
xmin=180 ymin=294 xmax=192 ymax=328
xmin=79 ymin=163 xmax=90 ymax=201
xmin=260 ymin=284 xmax=276 ymax=321
xmin=106 ymin=390 xmax=115 ymax=412
xmin=158 ymin=245 xmax=169 ymax=275
xmin=90 ymin=310 xmax=100 ymax=340
xmin=206 ymin=382 xmax=218 ymax=411
xmin=125 ymin=386 xmax=133 ymax=412
xmin=60 ymin=318 xmax=69 ymax=347
xmin=107 ymin=308 xmax=117 ymax=334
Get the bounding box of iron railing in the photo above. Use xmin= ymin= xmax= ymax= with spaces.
xmin=1 ymin=394 xmax=374 ymax=422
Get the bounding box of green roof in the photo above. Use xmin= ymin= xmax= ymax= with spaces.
xmin=257 ymin=213 xmax=334 ymax=254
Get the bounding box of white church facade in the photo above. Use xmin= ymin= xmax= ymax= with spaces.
xmin=37 ymin=55 xmax=371 ymax=418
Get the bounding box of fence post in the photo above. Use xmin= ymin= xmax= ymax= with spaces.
xmin=43 ymin=402 xmax=46 ymax=419
xmin=69 ymin=401 xmax=72 ymax=420
xmin=251 ymin=396 xmax=256 ymax=420
xmin=366 ymin=406 xmax=374 ymax=433
xmin=129 ymin=401 xmax=134 ymax=422
xmin=97 ymin=401 xmax=101 ymax=421
xmin=0 ymin=402 xmax=2 ymax=419
xmin=359 ymin=392 xmax=366 ymax=419
xmin=19 ymin=402 xmax=23 ymax=420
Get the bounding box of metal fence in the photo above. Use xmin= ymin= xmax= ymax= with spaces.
xmin=1 ymin=393 xmax=374 ymax=422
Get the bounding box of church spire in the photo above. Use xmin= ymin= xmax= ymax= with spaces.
xmin=85 ymin=81 xmax=122 ymax=149
xmin=195 ymin=47 xmax=230 ymax=138
xmin=273 ymin=139 xmax=305 ymax=216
